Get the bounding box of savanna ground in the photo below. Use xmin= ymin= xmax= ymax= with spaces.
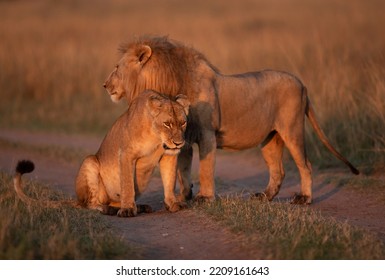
xmin=0 ymin=0 xmax=384 ymax=259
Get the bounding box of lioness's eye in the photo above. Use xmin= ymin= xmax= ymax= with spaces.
xmin=163 ymin=122 xmax=171 ymax=128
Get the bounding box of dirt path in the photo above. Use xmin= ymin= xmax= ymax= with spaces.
xmin=1 ymin=129 xmax=384 ymax=259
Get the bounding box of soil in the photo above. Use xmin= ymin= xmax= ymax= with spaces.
xmin=1 ymin=129 xmax=384 ymax=259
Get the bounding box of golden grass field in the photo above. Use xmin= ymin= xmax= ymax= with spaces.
xmin=1 ymin=0 xmax=384 ymax=169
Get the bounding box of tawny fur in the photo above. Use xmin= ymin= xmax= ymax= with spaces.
xmin=14 ymin=90 xmax=190 ymax=217
xmin=103 ymin=36 xmax=359 ymax=205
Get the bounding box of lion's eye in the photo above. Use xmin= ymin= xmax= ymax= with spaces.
xmin=163 ymin=122 xmax=172 ymax=128
xmin=181 ymin=121 xmax=187 ymax=127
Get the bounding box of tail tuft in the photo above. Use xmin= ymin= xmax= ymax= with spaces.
xmin=16 ymin=160 xmax=35 ymax=174
xmin=351 ymin=166 xmax=360 ymax=175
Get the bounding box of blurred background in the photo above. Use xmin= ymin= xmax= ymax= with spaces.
xmin=0 ymin=0 xmax=384 ymax=170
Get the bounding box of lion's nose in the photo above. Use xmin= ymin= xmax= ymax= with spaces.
xmin=173 ymin=140 xmax=185 ymax=147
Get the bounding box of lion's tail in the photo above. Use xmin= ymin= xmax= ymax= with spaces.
xmin=304 ymin=88 xmax=359 ymax=175
xmin=13 ymin=160 xmax=79 ymax=208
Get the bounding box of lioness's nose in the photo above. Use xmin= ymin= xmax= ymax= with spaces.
xmin=103 ymin=83 xmax=107 ymax=88
xmin=173 ymin=140 xmax=185 ymax=147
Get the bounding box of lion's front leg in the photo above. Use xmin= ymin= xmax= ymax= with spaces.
xmin=195 ymin=129 xmax=216 ymax=202
xmin=160 ymin=154 xmax=187 ymax=212
xmin=177 ymin=145 xmax=194 ymax=201
xmin=118 ymin=151 xmax=137 ymax=217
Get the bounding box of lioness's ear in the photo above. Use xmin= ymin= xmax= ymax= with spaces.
xmin=148 ymin=94 xmax=164 ymax=117
xmin=137 ymin=45 xmax=152 ymax=65
xmin=175 ymin=94 xmax=190 ymax=116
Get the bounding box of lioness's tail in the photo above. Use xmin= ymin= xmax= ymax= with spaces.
xmin=304 ymin=89 xmax=359 ymax=175
xmin=13 ymin=160 xmax=78 ymax=207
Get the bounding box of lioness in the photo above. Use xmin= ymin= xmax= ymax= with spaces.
xmin=103 ymin=36 xmax=359 ymax=205
xmin=14 ymin=90 xmax=190 ymax=217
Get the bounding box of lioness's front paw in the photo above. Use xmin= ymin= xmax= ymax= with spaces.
xmin=291 ymin=193 xmax=312 ymax=205
xmin=164 ymin=201 xmax=187 ymax=213
xmin=117 ymin=207 xmax=137 ymax=217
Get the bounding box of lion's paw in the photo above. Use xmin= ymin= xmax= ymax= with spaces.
xmin=193 ymin=194 xmax=215 ymax=204
xmin=117 ymin=207 xmax=137 ymax=217
xmin=164 ymin=201 xmax=187 ymax=213
xmin=291 ymin=193 xmax=312 ymax=205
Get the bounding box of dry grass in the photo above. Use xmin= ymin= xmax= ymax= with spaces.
xmin=196 ymin=196 xmax=385 ymax=259
xmin=0 ymin=0 xmax=384 ymax=167
xmin=0 ymin=171 xmax=141 ymax=259
xmin=0 ymin=137 xmax=87 ymax=164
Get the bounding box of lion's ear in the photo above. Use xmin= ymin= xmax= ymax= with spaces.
xmin=147 ymin=94 xmax=164 ymax=117
xmin=175 ymin=94 xmax=190 ymax=116
xmin=137 ymin=45 xmax=152 ymax=65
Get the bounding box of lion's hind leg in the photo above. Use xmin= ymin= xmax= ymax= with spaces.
xmin=280 ymin=129 xmax=312 ymax=205
xmin=75 ymin=155 xmax=108 ymax=211
xmin=285 ymin=141 xmax=312 ymax=205
xmin=255 ymin=132 xmax=285 ymax=201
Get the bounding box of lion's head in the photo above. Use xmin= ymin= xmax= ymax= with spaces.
xmin=103 ymin=37 xmax=187 ymax=103
xmin=145 ymin=91 xmax=190 ymax=155
xmin=103 ymin=36 xmax=218 ymax=105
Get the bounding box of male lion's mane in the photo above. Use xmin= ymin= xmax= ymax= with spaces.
xmin=119 ymin=36 xmax=219 ymax=104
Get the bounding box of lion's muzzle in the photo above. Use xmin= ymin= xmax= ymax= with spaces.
xmin=163 ymin=140 xmax=185 ymax=155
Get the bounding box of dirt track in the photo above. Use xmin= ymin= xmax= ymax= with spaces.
xmin=1 ymin=129 xmax=384 ymax=259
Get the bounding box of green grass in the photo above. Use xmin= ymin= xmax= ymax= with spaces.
xmin=0 ymin=171 xmax=141 ymax=259
xmin=196 ymin=196 xmax=385 ymax=259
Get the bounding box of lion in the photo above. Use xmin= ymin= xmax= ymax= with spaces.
xmin=103 ymin=36 xmax=359 ymax=205
xmin=13 ymin=90 xmax=190 ymax=217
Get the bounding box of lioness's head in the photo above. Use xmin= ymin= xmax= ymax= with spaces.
xmin=103 ymin=36 xmax=183 ymax=104
xmin=146 ymin=91 xmax=190 ymax=155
